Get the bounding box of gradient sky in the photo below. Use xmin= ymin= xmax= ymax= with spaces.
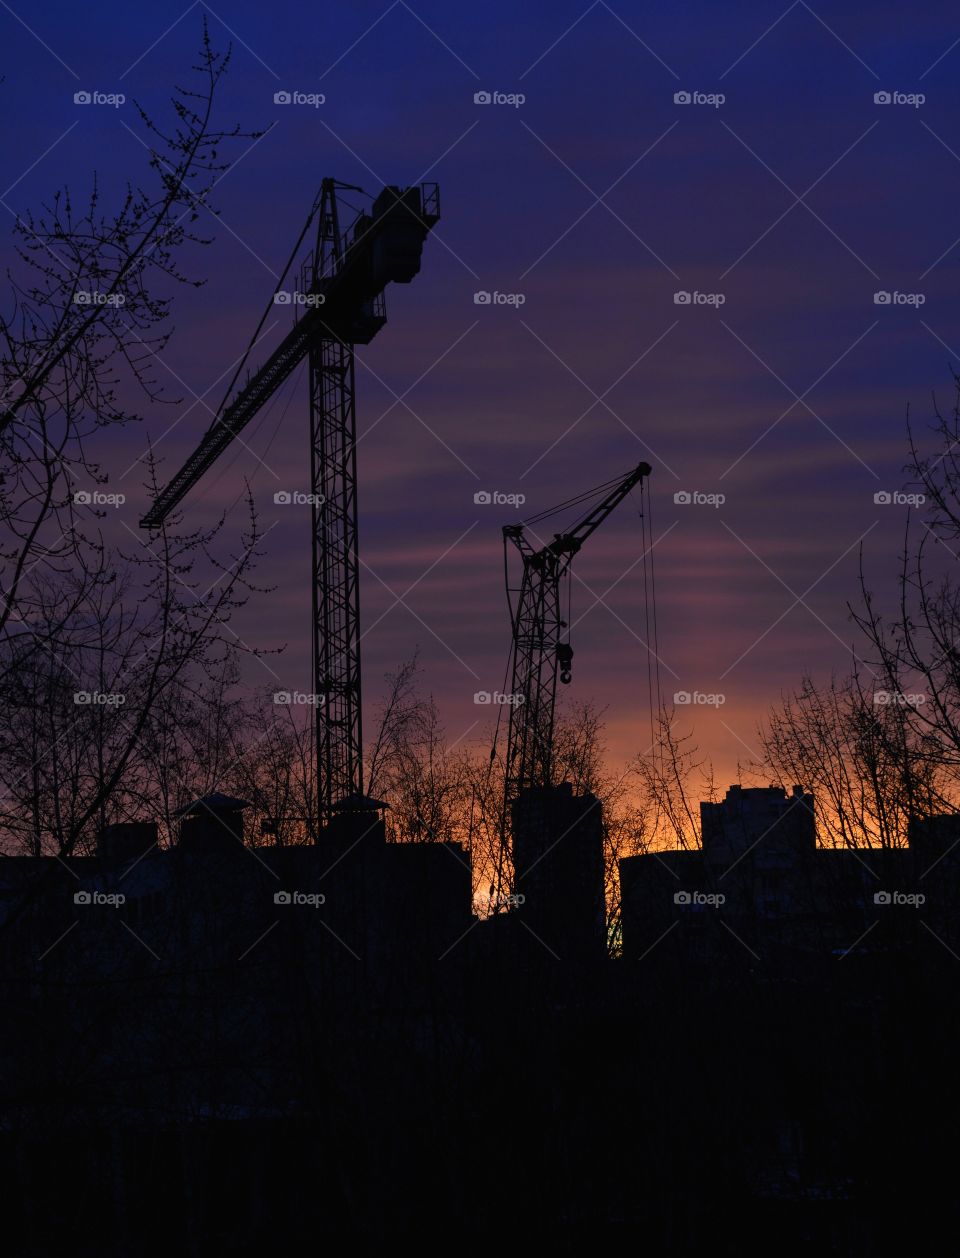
xmin=4 ymin=1 xmax=960 ymax=788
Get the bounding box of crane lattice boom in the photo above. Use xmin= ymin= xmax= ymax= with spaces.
xmin=503 ymin=461 xmax=651 ymax=803
xmin=140 ymin=179 xmax=440 ymax=824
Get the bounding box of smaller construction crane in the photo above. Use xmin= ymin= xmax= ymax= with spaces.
xmin=502 ymin=461 xmax=652 ymax=806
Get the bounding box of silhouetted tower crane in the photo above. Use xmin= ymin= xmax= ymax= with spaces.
xmin=502 ymin=461 xmax=651 ymax=806
xmin=140 ymin=179 xmax=440 ymax=824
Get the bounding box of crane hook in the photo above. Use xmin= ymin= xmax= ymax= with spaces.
xmin=557 ymin=641 xmax=574 ymax=685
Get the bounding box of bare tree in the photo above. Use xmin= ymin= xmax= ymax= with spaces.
xmin=632 ymin=708 xmax=714 ymax=851
xmin=756 ymin=672 xmax=951 ymax=851
xmin=0 ymin=495 xmax=269 ymax=857
xmin=0 ymin=26 xmax=271 ymax=867
xmin=854 ymin=375 xmax=960 ymax=801
xmin=366 ymin=654 xmax=472 ymax=846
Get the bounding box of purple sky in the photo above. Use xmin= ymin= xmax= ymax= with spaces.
xmin=4 ymin=1 xmax=960 ymax=786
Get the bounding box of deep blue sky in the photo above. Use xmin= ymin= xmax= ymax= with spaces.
xmin=3 ymin=1 xmax=959 ymax=782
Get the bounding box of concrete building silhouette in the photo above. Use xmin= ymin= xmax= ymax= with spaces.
xmin=620 ymin=785 xmax=960 ymax=962
xmin=2 ymin=784 xmax=960 ymax=1250
xmin=511 ymin=782 xmax=606 ymax=960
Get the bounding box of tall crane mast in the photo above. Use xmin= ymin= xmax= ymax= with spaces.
xmin=140 ymin=179 xmax=440 ymax=825
xmin=502 ymin=461 xmax=651 ymax=805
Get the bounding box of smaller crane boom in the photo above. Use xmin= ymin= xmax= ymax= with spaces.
xmin=503 ymin=461 xmax=651 ymax=803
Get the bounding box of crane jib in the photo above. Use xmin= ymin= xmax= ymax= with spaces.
xmin=139 ymin=183 xmax=440 ymax=531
